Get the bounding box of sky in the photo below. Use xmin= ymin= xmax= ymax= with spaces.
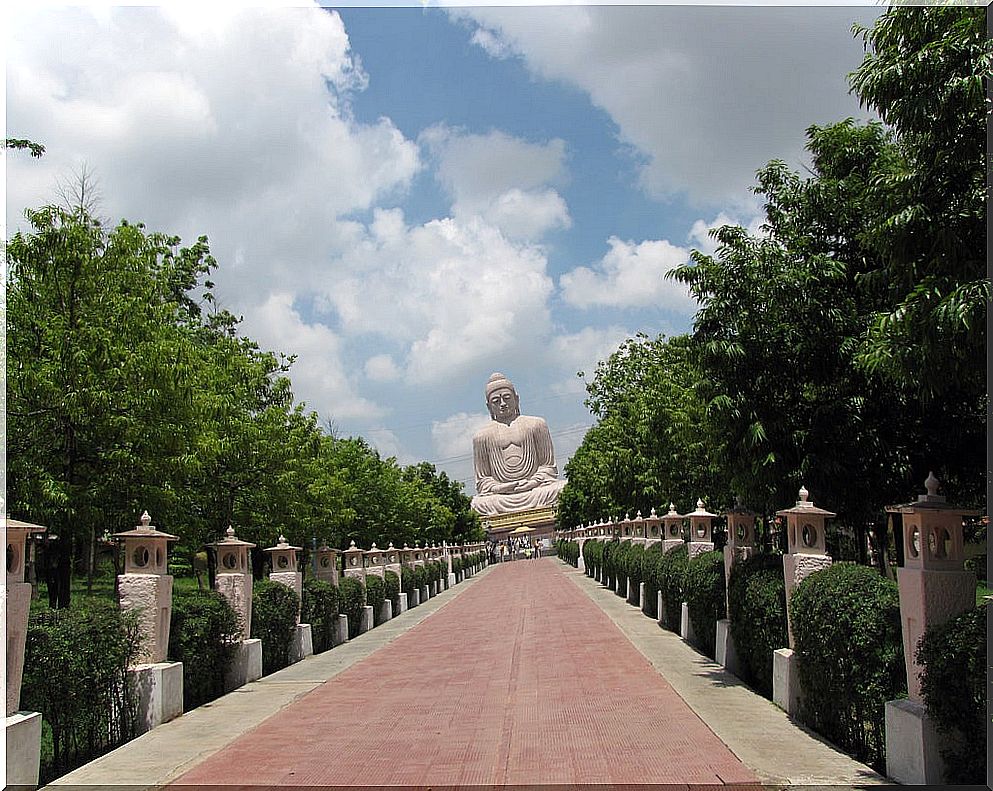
xmin=4 ymin=1 xmax=884 ymax=496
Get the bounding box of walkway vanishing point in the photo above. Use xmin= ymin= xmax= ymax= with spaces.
xmin=46 ymin=559 xmax=888 ymax=789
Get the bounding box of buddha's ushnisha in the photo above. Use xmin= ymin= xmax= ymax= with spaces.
xmin=470 ymin=372 xmax=566 ymax=516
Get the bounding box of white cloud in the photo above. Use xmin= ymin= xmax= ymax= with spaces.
xmin=365 ymin=354 xmax=402 ymax=383
xmin=422 ymin=126 xmax=570 ymax=239
xmin=457 ymin=6 xmax=880 ymax=207
xmin=559 ymin=236 xmax=696 ymax=312
xmin=687 ymin=210 xmax=767 ymax=258
xmin=365 ymin=428 xmax=417 ymax=465
xmin=431 ymin=411 xmax=491 ymax=460
xmin=550 ymin=325 xmax=633 ymax=391
xmin=239 ymin=293 xmax=384 ymax=422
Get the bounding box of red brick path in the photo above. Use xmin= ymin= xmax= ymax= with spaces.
xmin=172 ymin=559 xmax=758 ymax=787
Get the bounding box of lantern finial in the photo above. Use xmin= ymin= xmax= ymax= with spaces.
xmin=798 ymin=486 xmax=809 ymax=503
xmin=140 ymin=511 xmax=152 ymax=530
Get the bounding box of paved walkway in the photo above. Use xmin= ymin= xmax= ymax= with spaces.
xmin=47 ymin=558 xmax=887 ymax=789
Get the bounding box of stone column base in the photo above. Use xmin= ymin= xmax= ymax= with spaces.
xmin=447 ymin=573 xmax=456 ymax=588
xmin=657 ymin=591 xmax=664 ymax=626
xmin=410 ymin=589 xmax=420 ymax=607
xmin=333 ymin=614 xmax=349 ymax=646
xmin=289 ymin=623 xmax=313 ymax=664
xmin=715 ymin=619 xmax=739 ymax=676
xmin=359 ymin=606 xmax=374 ymax=634
xmin=773 ymin=648 xmax=801 ymax=716
xmin=884 ymin=698 xmax=948 ymax=784
xmin=6 ymin=711 xmax=42 ymax=791
xmin=224 ymin=638 xmax=262 ymax=693
xmin=635 ymin=581 xmax=644 ymax=609
xmin=679 ymin=602 xmax=696 ymax=645
xmin=397 ymin=592 xmax=408 ymax=614
xmin=379 ymin=599 xmax=393 ymax=624
xmin=130 ymin=661 xmax=183 ymax=734
xmin=420 ymin=585 xmax=430 ymax=603
xmin=577 ymin=556 xmax=585 ymax=572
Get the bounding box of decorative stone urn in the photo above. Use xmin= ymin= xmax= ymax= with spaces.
xmin=882 ymin=473 xmax=980 ymax=784
xmin=686 ymin=498 xmax=718 ymax=559
xmin=316 ymin=545 xmax=340 ymax=586
xmin=661 ymin=503 xmax=685 ymax=554
xmin=114 ymin=511 xmax=179 ymax=664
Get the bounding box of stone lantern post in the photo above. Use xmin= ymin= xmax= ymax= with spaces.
xmin=114 ymin=511 xmax=183 ymax=733
xmin=772 ymin=486 xmax=835 ymax=716
xmin=883 ymin=472 xmax=980 ymax=784
xmin=364 ymin=543 xmax=385 ymax=579
xmin=716 ymin=501 xmax=757 ymax=673
xmin=264 ymin=535 xmax=312 ymax=663
xmin=686 ymin=499 xmax=717 ymax=559
xmin=342 ymin=539 xmax=366 ymax=581
xmin=644 ymin=507 xmax=663 ymax=547
xmin=6 ymin=518 xmax=46 ymax=790
xmin=632 ymin=510 xmax=646 ymax=545
xmin=661 ymin=503 xmax=685 ymax=554
xmin=412 ymin=542 xmax=425 ymax=568
xmin=211 ymin=527 xmax=261 ymax=692
xmin=316 ymin=545 xmax=339 ymax=586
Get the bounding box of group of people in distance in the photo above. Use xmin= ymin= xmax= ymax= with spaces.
xmin=489 ymin=536 xmax=542 ymax=562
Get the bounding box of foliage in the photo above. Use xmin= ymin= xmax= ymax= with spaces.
xmin=655 ymin=544 xmax=688 ymax=632
xmin=413 ymin=564 xmax=429 ymax=591
xmin=452 ymin=555 xmax=464 ymax=576
xmin=556 ymin=540 xmax=579 ymax=567
xmin=168 ymin=589 xmax=241 ymax=710
xmin=641 ymin=543 xmax=663 ymax=617
xmin=338 ymin=576 xmax=366 ymax=639
xmin=625 ymin=543 xmax=646 ymax=588
xmin=384 ymin=570 xmax=401 ymax=612
xmin=250 ymin=579 xmax=299 ymax=675
xmin=22 ymin=601 xmax=142 ymax=783
xmin=301 ymin=579 xmax=339 ymax=654
xmin=401 ymin=565 xmax=416 ymax=603
xmin=683 ymin=550 xmax=725 ymax=659
xmin=727 ymin=553 xmax=788 ymax=697
xmin=790 ymin=563 xmax=904 ymax=772
xmin=365 ymin=574 xmax=386 ymax=625
xmin=916 ymin=603 xmax=987 ymax=784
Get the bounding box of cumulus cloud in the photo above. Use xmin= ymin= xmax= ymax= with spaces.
xmin=559 ymin=237 xmax=696 ymax=312
xmin=239 ymin=293 xmax=384 ymax=422
xmin=687 ymin=210 xmax=768 ymax=258
xmin=365 ymin=354 xmax=402 ymax=383
xmin=549 ymin=325 xmax=634 ymax=393
xmin=431 ymin=412 xmax=491 ymax=460
xmin=456 ymin=6 xmax=879 ymax=207
xmin=422 ymin=126 xmax=571 ymax=239
xmin=365 ymin=428 xmax=417 ymax=465
xmin=323 ymin=209 xmax=556 ymax=384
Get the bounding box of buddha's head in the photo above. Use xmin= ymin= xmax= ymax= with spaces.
xmin=485 ymin=372 xmax=520 ymax=425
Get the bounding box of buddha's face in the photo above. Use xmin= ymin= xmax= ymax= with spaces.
xmin=488 ymin=387 xmax=520 ymax=424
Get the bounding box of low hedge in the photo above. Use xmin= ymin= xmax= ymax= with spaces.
xmin=557 ymin=540 xmax=580 ymax=566
xmin=384 ymin=570 xmax=401 ymax=613
xmin=23 ymin=602 xmax=142 ymax=783
xmin=251 ymin=579 xmax=300 ymax=675
xmin=641 ymin=543 xmax=663 ymax=617
xmin=790 ymin=562 xmax=904 ymax=773
xmin=917 ymin=603 xmax=987 ymax=784
xmin=626 ymin=543 xmax=646 ymax=589
xmin=366 ymin=574 xmax=387 ymax=625
xmin=656 ymin=543 xmax=688 ymax=632
xmin=302 ymin=579 xmax=339 ymax=653
xmin=727 ymin=553 xmax=787 ymax=697
xmin=401 ymin=565 xmax=416 ymax=603
xmin=338 ymin=576 xmax=366 ymax=639
xmin=413 ymin=564 xmax=429 ymax=591
xmin=613 ymin=541 xmax=630 ymax=594
xmin=584 ymin=539 xmax=603 ymax=578
xmin=168 ymin=589 xmax=241 ymax=709
xmin=452 ymin=556 xmax=463 ymax=576
xmin=683 ymin=550 xmax=726 ymax=659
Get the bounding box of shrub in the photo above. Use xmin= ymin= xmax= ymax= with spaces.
xmin=727 ymin=553 xmax=787 ymax=697
xmin=642 ymin=543 xmax=663 ymax=617
xmin=168 ymin=590 xmax=241 ymax=710
xmin=613 ymin=542 xmax=630 ymax=593
xmin=626 ymin=543 xmax=646 ymax=588
xmin=585 ymin=539 xmax=603 ymax=578
xmin=414 ymin=564 xmax=429 ymax=591
xmin=366 ymin=574 xmax=387 ymax=625
xmin=790 ymin=562 xmax=904 ymax=773
xmin=401 ymin=565 xmax=416 ymax=603
xmin=338 ymin=576 xmax=366 ymax=638
xmin=964 ymin=552 xmax=986 ymax=581
xmin=452 ymin=556 xmax=463 ymax=576
xmin=683 ymin=550 xmax=726 ymax=659
xmin=657 ymin=544 xmax=688 ymax=632
xmin=302 ymin=579 xmax=339 ymax=654
xmin=22 ymin=601 xmax=142 ymax=783
xmin=251 ymin=579 xmax=300 ymax=675
xmin=384 ymin=570 xmax=401 ymax=613
xmin=917 ymin=603 xmax=987 ymax=784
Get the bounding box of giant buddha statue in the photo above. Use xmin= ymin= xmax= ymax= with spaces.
xmin=470 ymin=372 xmax=567 ymax=517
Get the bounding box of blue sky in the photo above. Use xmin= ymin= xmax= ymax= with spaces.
xmin=6 ymin=2 xmax=882 ymax=494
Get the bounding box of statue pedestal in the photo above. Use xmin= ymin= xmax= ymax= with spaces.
xmin=480 ymin=506 xmax=558 ymax=545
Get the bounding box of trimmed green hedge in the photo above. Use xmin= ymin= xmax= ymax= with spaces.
xmin=413 ymin=564 xmax=428 ymax=591
xmin=251 ymin=579 xmax=300 ymax=675
xmin=626 ymin=543 xmax=646 ymax=591
xmin=168 ymin=589 xmax=241 ymax=709
xmin=384 ymin=570 xmax=401 ymax=613
xmin=642 ymin=543 xmax=663 ymax=617
xmin=656 ymin=543 xmax=688 ymax=632
xmin=401 ymin=565 xmax=416 ymax=603
xmin=790 ymin=562 xmax=904 ymax=773
xmin=23 ymin=602 xmax=142 ymax=783
xmin=583 ymin=539 xmax=603 ymax=578
xmin=727 ymin=553 xmax=787 ymax=697
xmin=917 ymin=603 xmax=987 ymax=784
xmin=302 ymin=579 xmax=339 ymax=654
xmin=338 ymin=576 xmax=366 ymax=639
xmin=366 ymin=574 xmax=386 ymax=625
xmin=556 ymin=539 xmax=580 ymax=566
xmin=683 ymin=550 xmax=725 ymax=659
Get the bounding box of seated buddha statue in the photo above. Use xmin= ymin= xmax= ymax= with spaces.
xmin=470 ymin=372 xmax=567 ymax=517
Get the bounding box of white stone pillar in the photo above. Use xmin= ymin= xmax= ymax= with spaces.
xmin=212 ymin=527 xmax=261 ymax=692
xmin=264 ymin=535 xmax=311 ymax=664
